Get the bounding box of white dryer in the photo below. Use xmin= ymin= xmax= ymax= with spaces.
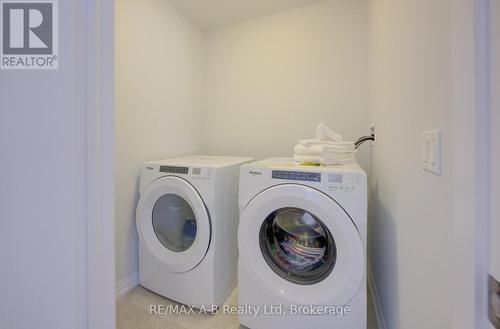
xmin=136 ymin=155 xmax=252 ymax=307
xmin=238 ymin=158 xmax=367 ymax=329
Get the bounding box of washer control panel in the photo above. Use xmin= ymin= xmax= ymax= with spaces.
xmin=327 ymin=173 xmax=362 ymax=192
xmin=272 ymin=170 xmax=321 ymax=182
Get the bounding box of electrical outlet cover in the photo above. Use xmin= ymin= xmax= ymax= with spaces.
xmin=369 ymin=123 xmax=376 ymax=146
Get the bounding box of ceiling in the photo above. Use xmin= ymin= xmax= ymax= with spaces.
xmin=168 ymin=0 xmax=325 ymax=30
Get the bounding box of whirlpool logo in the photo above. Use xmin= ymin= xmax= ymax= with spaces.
xmin=1 ymin=0 xmax=58 ymax=69
xmin=249 ymin=171 xmax=262 ymax=176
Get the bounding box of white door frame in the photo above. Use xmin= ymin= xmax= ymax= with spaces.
xmin=84 ymin=0 xmax=115 ymax=328
xmin=451 ymin=0 xmax=491 ymax=328
xmin=489 ymin=0 xmax=500 ymax=328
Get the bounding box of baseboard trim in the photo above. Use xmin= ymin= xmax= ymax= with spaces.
xmin=115 ymin=271 xmax=139 ymax=300
xmin=368 ymin=265 xmax=387 ymax=329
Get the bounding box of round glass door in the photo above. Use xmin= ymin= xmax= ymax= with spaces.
xmin=152 ymin=194 xmax=197 ymax=252
xmin=137 ymin=176 xmax=211 ymax=273
xmin=259 ymin=207 xmax=336 ymax=285
xmin=238 ymin=184 xmax=364 ymax=306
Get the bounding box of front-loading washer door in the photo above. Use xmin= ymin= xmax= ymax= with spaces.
xmin=238 ymin=184 xmax=364 ymax=306
xmin=136 ymin=176 xmax=211 ymax=273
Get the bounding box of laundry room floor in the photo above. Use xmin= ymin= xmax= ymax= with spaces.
xmin=116 ymin=286 xmax=379 ymax=329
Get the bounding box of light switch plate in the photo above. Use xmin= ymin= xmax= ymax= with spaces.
xmin=422 ymin=130 xmax=441 ymax=175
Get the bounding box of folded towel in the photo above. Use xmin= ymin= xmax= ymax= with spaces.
xmin=293 ymin=154 xmax=356 ymax=165
xmin=294 ymin=144 xmax=357 ymax=156
xmin=315 ymin=123 xmax=343 ymax=142
xmin=298 ymin=139 xmax=356 ymax=149
xmin=293 ymin=124 xmax=357 ymax=165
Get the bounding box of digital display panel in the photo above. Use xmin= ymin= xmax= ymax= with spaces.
xmin=328 ymin=174 xmax=343 ymax=183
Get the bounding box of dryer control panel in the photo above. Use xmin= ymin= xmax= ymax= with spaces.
xmin=156 ymin=165 xmax=213 ymax=180
xmin=160 ymin=166 xmax=189 ymax=174
xmin=190 ymin=167 xmax=214 ymax=180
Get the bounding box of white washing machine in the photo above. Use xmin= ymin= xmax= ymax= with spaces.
xmin=238 ymin=158 xmax=367 ymax=329
xmin=136 ymin=155 xmax=252 ymax=307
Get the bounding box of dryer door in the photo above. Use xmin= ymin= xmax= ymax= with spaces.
xmin=238 ymin=184 xmax=364 ymax=306
xmin=136 ymin=176 xmax=211 ymax=273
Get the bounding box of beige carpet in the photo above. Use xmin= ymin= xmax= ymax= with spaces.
xmin=117 ymin=286 xmax=379 ymax=329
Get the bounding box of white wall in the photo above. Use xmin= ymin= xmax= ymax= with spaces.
xmin=368 ymin=0 xmax=453 ymax=328
xmin=0 ymin=1 xmax=89 ymax=328
xmin=203 ymin=0 xmax=370 ymax=169
xmin=115 ymin=0 xmax=205 ymax=285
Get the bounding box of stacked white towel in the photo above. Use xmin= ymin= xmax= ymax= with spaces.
xmin=293 ymin=124 xmax=357 ymax=165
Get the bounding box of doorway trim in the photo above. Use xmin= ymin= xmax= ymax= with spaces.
xmin=451 ymin=0 xmax=491 ymax=328
xmin=84 ymin=0 xmax=115 ymax=328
